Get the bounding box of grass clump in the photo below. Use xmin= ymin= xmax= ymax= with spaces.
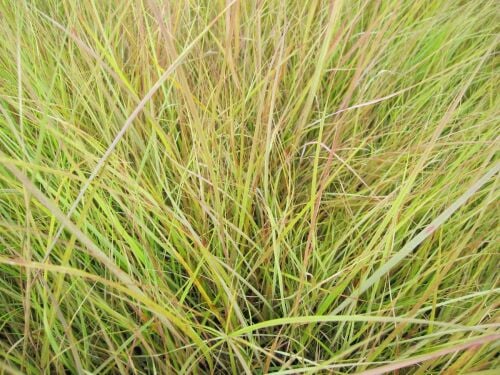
xmin=0 ymin=0 xmax=499 ymax=373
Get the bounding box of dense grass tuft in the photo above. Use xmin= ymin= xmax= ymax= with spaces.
xmin=0 ymin=0 xmax=499 ymax=373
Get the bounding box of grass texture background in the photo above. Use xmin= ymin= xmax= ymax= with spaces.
xmin=0 ymin=0 xmax=499 ymax=373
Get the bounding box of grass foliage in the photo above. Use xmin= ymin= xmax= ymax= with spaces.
xmin=0 ymin=0 xmax=499 ymax=373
